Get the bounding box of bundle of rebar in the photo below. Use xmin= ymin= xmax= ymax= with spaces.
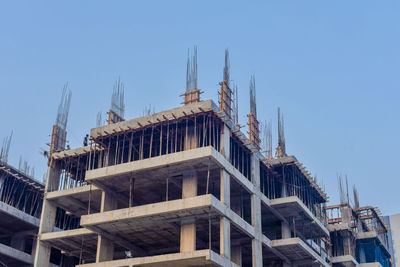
xmin=0 ymin=131 xmax=12 ymax=163
xmin=111 ymin=78 xmax=125 ymax=119
xmin=263 ymin=120 xmax=273 ymax=159
xmin=186 ymin=46 xmax=198 ymax=91
xmin=249 ymin=76 xmax=257 ymax=116
xmin=276 ymin=107 xmax=287 ymax=157
xmin=55 ymin=83 xmax=72 ymax=131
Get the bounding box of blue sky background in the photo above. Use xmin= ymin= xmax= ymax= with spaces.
xmin=0 ymin=1 xmax=399 ymax=215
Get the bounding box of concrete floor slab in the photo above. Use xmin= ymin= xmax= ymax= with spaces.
xmin=90 ymin=100 xmax=218 ymax=139
xmin=84 ymin=146 xmax=265 ymax=209
xmin=359 ymin=263 xmax=382 ymax=267
xmin=46 ymin=185 xmax=102 ymax=216
xmin=0 ymin=201 xmax=40 ymax=234
xmin=331 ymin=255 xmax=358 ymax=267
xmin=76 ymin=249 xmax=239 ymax=267
xmin=77 ymin=195 xmax=263 ymax=255
xmin=0 ymin=242 xmax=33 ymax=266
xmin=41 ymin=228 xmax=98 ymax=260
xmin=270 ymin=196 xmax=329 ymax=238
xmin=271 ymin=237 xmax=329 ymax=267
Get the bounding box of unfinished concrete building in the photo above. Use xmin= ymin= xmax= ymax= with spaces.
xmin=326 ymin=177 xmax=392 ymax=267
xmin=33 ymin=49 xmax=333 ymax=267
xmin=0 ymin=133 xmax=78 ymax=267
xmin=0 ymin=158 xmax=43 ymax=267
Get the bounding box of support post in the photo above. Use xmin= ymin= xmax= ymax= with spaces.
xmin=34 ymin=165 xmax=61 ymax=267
xmin=180 ymin=170 xmax=197 ymax=252
xmin=96 ymin=191 xmax=118 ymax=262
xmin=281 ymin=221 xmax=291 ymax=239
xmin=251 ymin=155 xmax=263 ymax=267
xmin=221 ymin=124 xmax=230 ymax=159
xmin=220 ymin=169 xmax=231 ymax=259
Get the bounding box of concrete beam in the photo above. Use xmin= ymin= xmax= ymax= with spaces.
xmin=90 ymin=100 xmax=218 ymax=139
xmin=271 ymin=237 xmax=330 ymax=267
xmin=0 ymin=242 xmax=33 ymax=265
xmin=0 ymin=201 xmax=40 ymax=228
xmin=359 ymin=263 xmax=382 ymax=267
xmin=331 ymin=255 xmax=358 ymax=267
xmin=270 ymin=196 xmax=329 ymax=237
xmin=80 ymin=194 xmax=261 ymax=251
xmin=41 ymin=228 xmax=95 ymax=241
xmin=85 ymin=147 xmax=213 ymax=182
xmin=76 ymin=249 xmax=239 ymax=267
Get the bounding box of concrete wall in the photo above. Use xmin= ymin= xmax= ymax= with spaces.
xmin=389 ymin=214 xmax=400 ymax=266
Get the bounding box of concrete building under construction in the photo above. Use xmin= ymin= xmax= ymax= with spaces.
xmin=0 ymin=134 xmax=78 ymax=267
xmin=31 ymin=49 xmax=392 ymax=267
xmin=326 ymin=177 xmax=392 ymax=267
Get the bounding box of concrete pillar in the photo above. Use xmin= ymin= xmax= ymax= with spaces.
xmin=220 ymin=170 xmax=230 ymax=208
xmin=182 ymin=170 xmax=197 ymax=199
xmin=180 ymin=218 xmax=196 ymax=252
xmin=34 ymin=165 xmax=61 ymax=267
xmin=252 ymin=239 xmax=263 ymax=267
xmin=251 ymin=194 xmax=263 ymax=267
xmin=231 ymin=245 xmax=242 ymax=266
xmin=96 ymin=191 xmax=117 ymax=262
xmin=221 ymin=124 xmax=230 ymax=159
xmin=251 ymin=155 xmax=262 ymax=267
xmin=220 ymin=169 xmax=231 ymax=259
xmin=180 ymin=170 xmax=197 ymax=252
xmin=281 ymin=165 xmax=287 ymax=197
xmin=281 ymin=221 xmax=291 ymax=239
xmin=220 ymin=217 xmax=231 ymax=259
xmin=343 ymin=231 xmax=352 ymax=255
xmin=251 ymin=155 xmax=260 ymax=188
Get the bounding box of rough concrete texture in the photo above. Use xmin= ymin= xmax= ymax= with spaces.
xmin=389 ymin=213 xmax=400 ymax=266
xmin=34 ymin=100 xmax=332 ymax=267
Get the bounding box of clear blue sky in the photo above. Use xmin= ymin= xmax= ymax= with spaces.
xmin=0 ymin=1 xmax=399 ymax=215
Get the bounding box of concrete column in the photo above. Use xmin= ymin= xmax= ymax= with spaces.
xmin=182 ymin=170 xmax=197 ymax=199
xmin=251 ymin=194 xmax=263 ymax=267
xmin=220 ymin=170 xmax=230 ymax=207
xmin=231 ymin=245 xmax=242 ymax=266
xmin=251 ymin=155 xmax=260 ymax=188
xmin=180 ymin=170 xmax=197 ymax=252
xmin=344 ymin=231 xmax=352 ymax=255
xmin=220 ymin=169 xmax=231 ymax=259
xmin=252 ymin=152 xmax=262 ymax=267
xmin=180 ymin=218 xmax=196 ymax=252
xmin=281 ymin=221 xmax=291 ymax=239
xmin=251 ymin=154 xmax=263 ymax=267
xmin=96 ymin=191 xmax=117 ymax=262
xmin=221 ymin=124 xmax=230 ymax=159
xmin=34 ymin=165 xmax=61 ymax=267
xmin=220 ymin=217 xmax=231 ymax=259
xmin=252 ymin=238 xmax=263 ymax=267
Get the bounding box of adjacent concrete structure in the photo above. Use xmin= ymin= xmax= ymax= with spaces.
xmin=326 ymin=203 xmax=393 ymax=267
xmin=0 ymin=159 xmax=81 ymax=267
